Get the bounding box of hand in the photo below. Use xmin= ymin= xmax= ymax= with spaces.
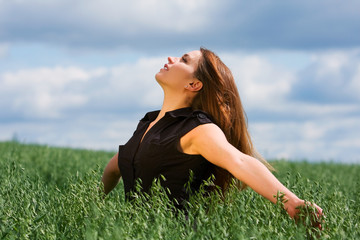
xmin=286 ymin=199 xmax=324 ymax=230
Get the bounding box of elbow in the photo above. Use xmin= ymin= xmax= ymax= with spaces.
xmin=105 ymin=166 xmax=121 ymax=179
xmin=226 ymin=154 xmax=257 ymax=181
xmin=223 ymin=153 xmax=246 ymax=177
xmin=233 ymin=152 xmax=249 ymax=168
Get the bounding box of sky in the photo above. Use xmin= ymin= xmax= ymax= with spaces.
xmin=0 ymin=0 xmax=359 ymax=163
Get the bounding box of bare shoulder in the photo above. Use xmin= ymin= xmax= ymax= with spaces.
xmin=180 ymin=123 xmax=228 ymax=155
xmin=189 ymin=123 xmax=226 ymax=140
xmin=181 ymin=123 xmax=241 ymax=169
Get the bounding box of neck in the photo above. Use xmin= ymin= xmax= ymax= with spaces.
xmin=156 ymin=91 xmax=193 ymax=120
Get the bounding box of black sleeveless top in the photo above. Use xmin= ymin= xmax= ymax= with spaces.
xmin=118 ymin=107 xmax=215 ymax=208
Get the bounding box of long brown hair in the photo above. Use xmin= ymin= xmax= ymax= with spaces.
xmin=192 ymin=47 xmax=273 ymax=192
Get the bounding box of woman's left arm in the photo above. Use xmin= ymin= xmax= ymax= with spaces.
xmin=188 ymin=123 xmax=322 ymax=219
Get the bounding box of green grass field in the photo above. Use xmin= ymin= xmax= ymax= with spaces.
xmin=0 ymin=141 xmax=359 ymax=239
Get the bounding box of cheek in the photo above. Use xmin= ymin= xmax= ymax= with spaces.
xmin=174 ymin=66 xmax=195 ymax=80
xmin=166 ymin=68 xmax=185 ymax=83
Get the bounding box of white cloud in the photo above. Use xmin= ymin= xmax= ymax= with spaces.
xmin=292 ymin=48 xmax=360 ymax=103
xmin=350 ymin=64 xmax=360 ymax=91
xmin=302 ymin=121 xmax=326 ymax=140
xmin=221 ymin=53 xmax=295 ymax=108
xmin=219 ymin=49 xmax=360 ymax=117
xmin=262 ymin=102 xmax=359 ymax=120
xmin=0 ymin=56 xmax=166 ymax=119
xmin=250 ymin=117 xmax=360 ymax=163
xmin=1 ymin=0 xmax=360 ymax=52
xmin=107 ymin=57 xmax=164 ymax=107
xmin=0 ymin=115 xmax=140 ymax=151
xmin=0 ymin=43 xmax=8 ymax=58
xmin=82 ymin=0 xmax=214 ymax=33
xmin=0 ymin=66 xmax=95 ymax=118
xmin=0 ymin=0 xmax=218 ymax=41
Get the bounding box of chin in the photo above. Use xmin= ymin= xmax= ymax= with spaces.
xmin=155 ymin=72 xmax=163 ymax=83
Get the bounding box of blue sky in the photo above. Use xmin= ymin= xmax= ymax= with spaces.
xmin=0 ymin=0 xmax=359 ymax=163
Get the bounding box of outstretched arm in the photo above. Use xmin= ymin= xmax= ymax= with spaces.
xmin=187 ymin=123 xmax=322 ymax=219
xmin=101 ymin=153 xmax=121 ymax=195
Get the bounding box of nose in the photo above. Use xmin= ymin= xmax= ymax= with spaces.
xmin=168 ymin=56 xmax=178 ymax=64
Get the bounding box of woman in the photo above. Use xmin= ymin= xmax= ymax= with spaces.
xmin=101 ymin=47 xmax=323 ymax=222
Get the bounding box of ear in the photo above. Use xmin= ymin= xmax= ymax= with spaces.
xmin=186 ymin=80 xmax=203 ymax=92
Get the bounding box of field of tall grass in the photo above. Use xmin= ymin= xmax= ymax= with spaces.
xmin=1 ymin=141 xmax=359 ymax=239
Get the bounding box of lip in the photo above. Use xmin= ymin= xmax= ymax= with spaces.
xmin=159 ymin=63 xmax=169 ymax=73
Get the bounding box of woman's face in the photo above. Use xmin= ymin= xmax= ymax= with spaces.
xmin=155 ymin=50 xmax=202 ymax=90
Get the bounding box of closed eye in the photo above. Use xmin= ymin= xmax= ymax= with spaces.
xmin=181 ymin=54 xmax=189 ymax=63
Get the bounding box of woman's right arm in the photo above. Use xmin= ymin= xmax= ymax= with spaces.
xmin=101 ymin=153 xmax=121 ymax=195
xmin=188 ymin=124 xmax=323 ymax=222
